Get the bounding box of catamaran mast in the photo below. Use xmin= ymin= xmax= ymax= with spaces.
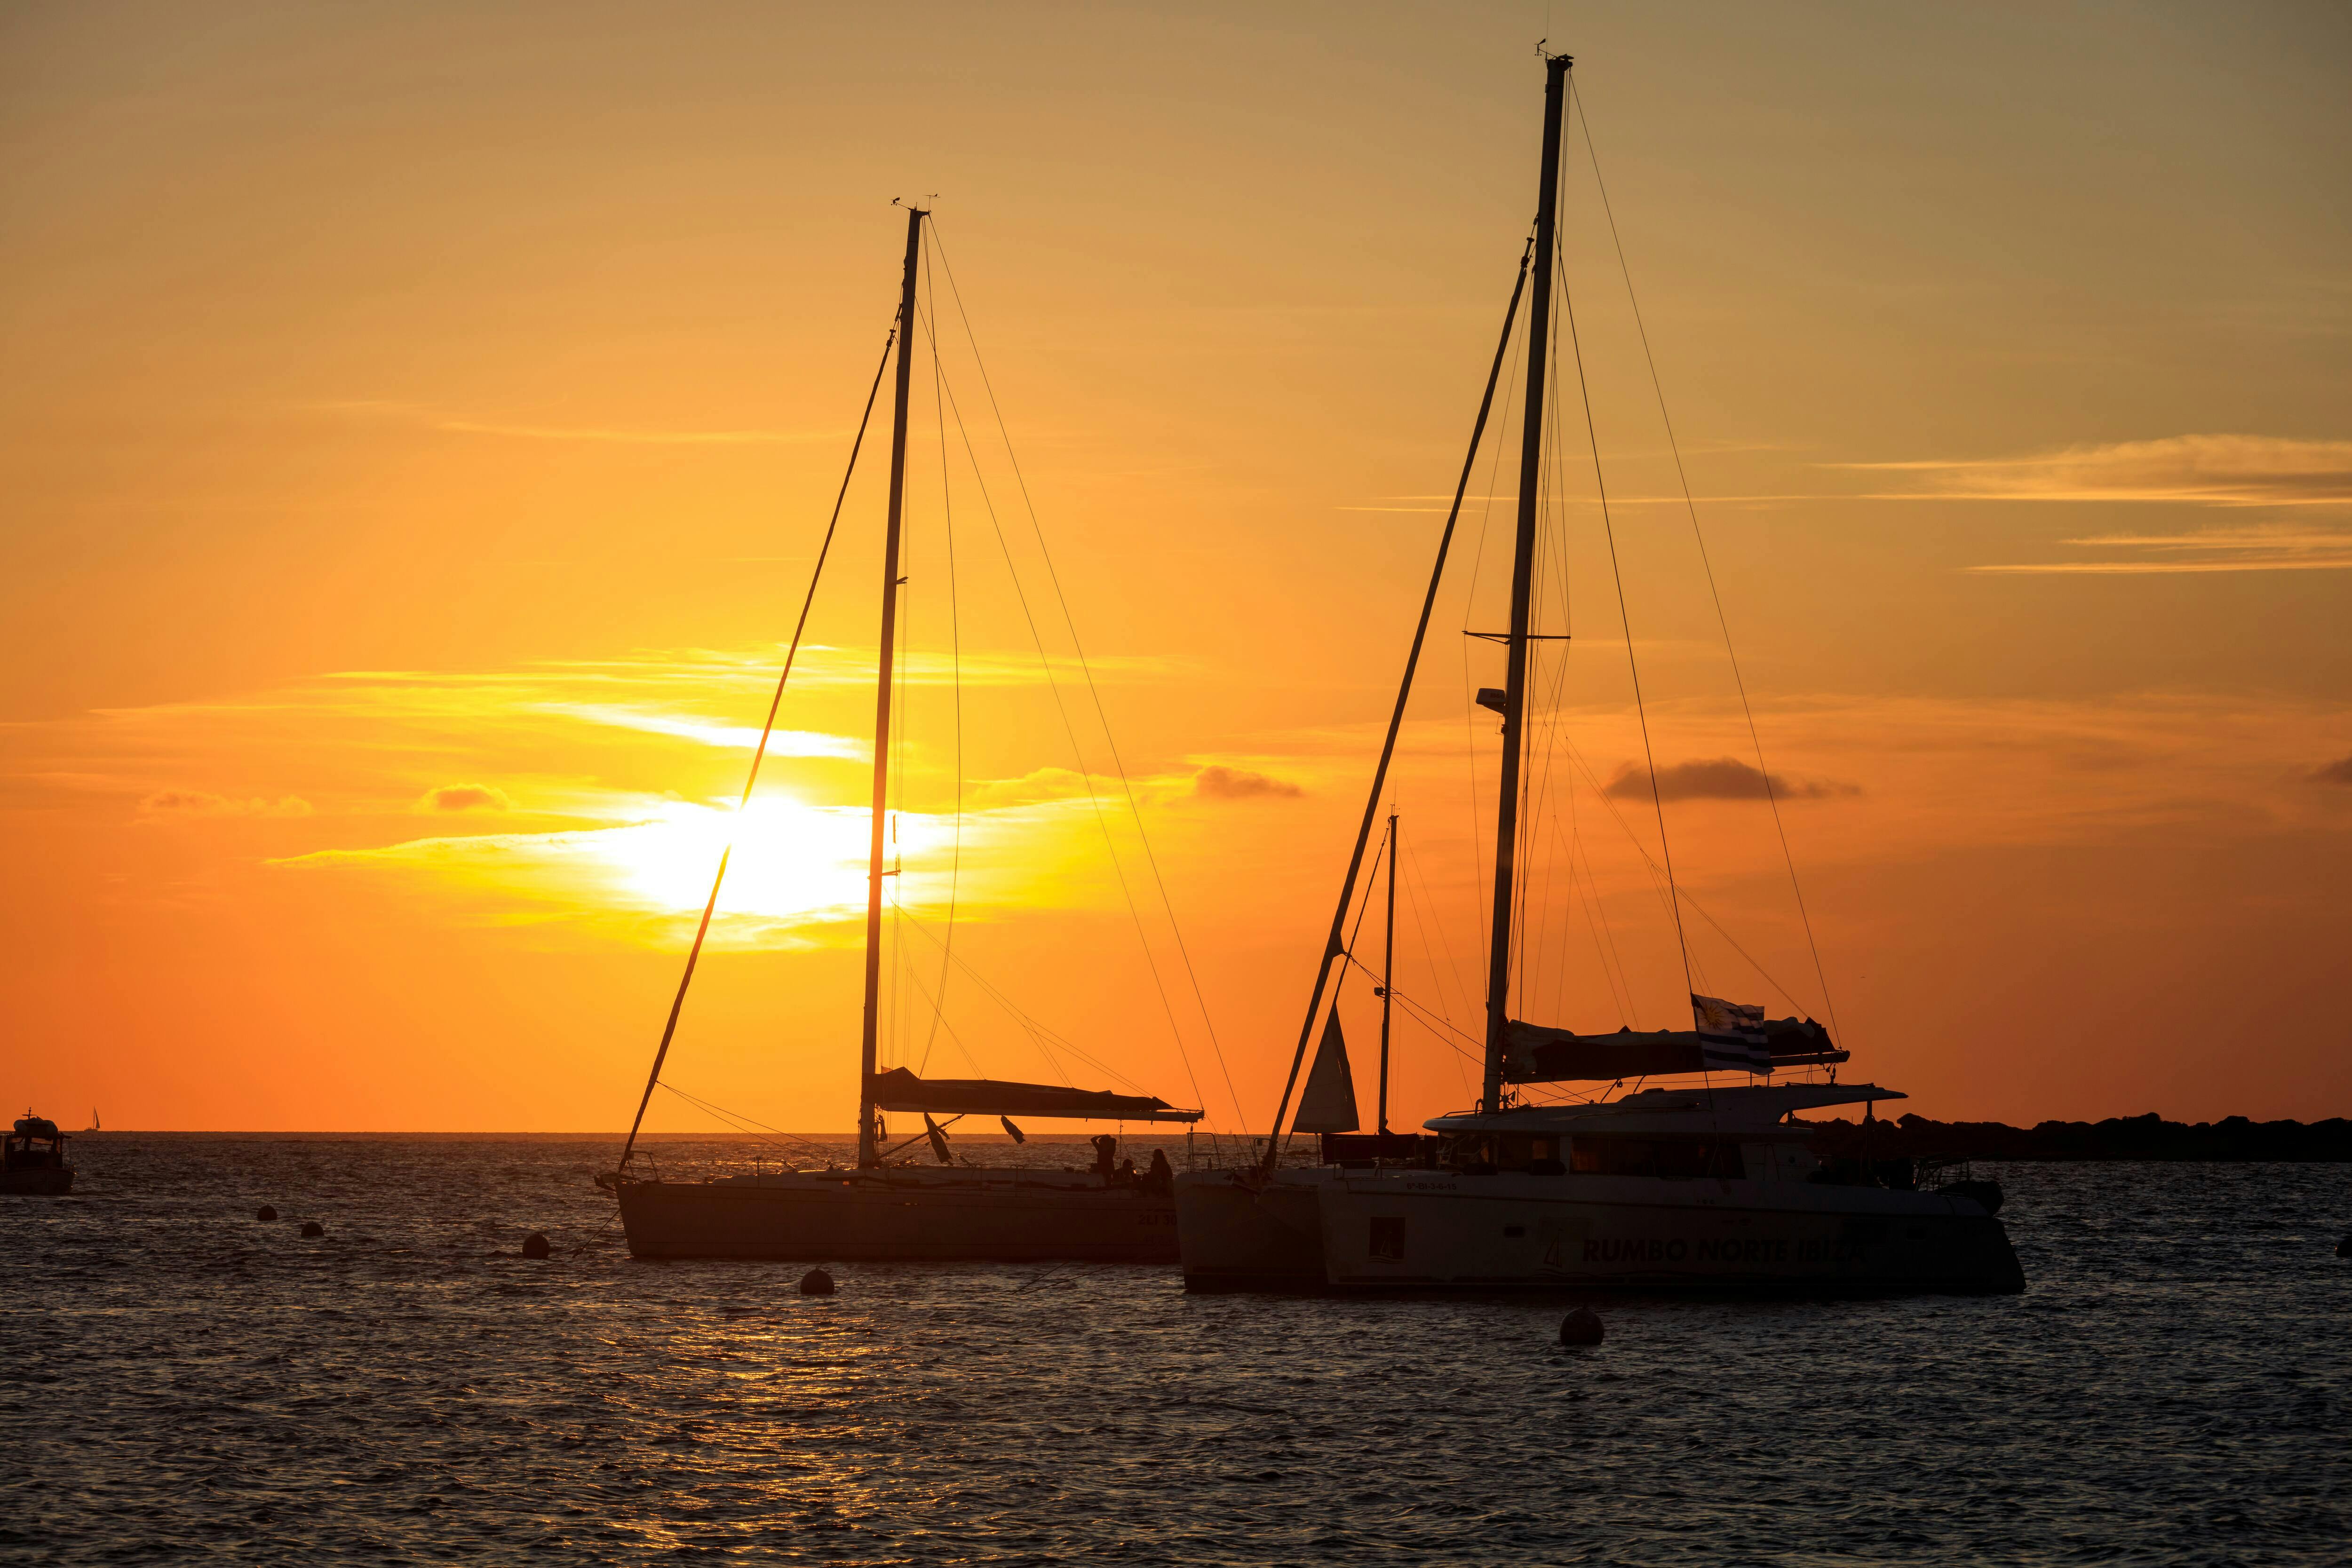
xmin=858 ymin=203 xmax=927 ymax=1169
xmin=1377 ymin=809 xmax=1396 ymax=1135
xmin=1482 ymin=53 xmax=1570 ymax=1113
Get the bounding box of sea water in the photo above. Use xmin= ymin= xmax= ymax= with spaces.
xmin=4 ymin=1137 xmax=2345 ymax=1564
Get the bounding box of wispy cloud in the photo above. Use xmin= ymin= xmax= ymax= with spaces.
xmin=546 ymin=705 xmax=866 ymax=758
xmin=435 ymin=420 xmax=842 ymax=446
xmin=1840 ymin=434 xmax=2352 ymax=509
xmin=1968 ymin=524 xmax=2352 ymax=575
xmin=311 ymin=400 xmax=845 ymax=446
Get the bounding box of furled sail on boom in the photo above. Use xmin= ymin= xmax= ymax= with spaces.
xmin=1499 ymin=1011 xmax=1844 ymax=1084
xmin=866 ymin=1067 xmax=1202 ymax=1123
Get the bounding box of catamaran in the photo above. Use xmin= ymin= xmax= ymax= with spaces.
xmin=612 ymin=204 xmax=1206 ymax=1262
xmin=1175 ymin=52 xmax=2024 ymax=1295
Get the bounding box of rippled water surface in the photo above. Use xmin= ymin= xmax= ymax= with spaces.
xmin=5 ymin=1137 xmax=2348 ymax=1564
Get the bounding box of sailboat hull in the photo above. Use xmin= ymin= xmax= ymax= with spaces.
xmin=1177 ymin=1168 xmax=2024 ymax=1295
xmin=617 ymin=1170 xmax=1181 ymax=1262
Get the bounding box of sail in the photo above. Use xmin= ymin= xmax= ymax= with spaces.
xmin=866 ymin=1067 xmax=1202 ymax=1123
xmin=1293 ymin=1010 xmax=1361 ymax=1133
xmin=1500 ymin=1015 xmax=1844 ymax=1083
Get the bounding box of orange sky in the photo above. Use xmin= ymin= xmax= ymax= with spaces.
xmin=6 ymin=2 xmax=2349 ymax=1132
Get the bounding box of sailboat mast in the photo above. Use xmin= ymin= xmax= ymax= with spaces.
xmin=858 ymin=204 xmax=927 ymax=1169
xmin=1482 ymin=53 xmax=1570 ymax=1113
xmin=1378 ymin=809 xmax=1396 ymax=1135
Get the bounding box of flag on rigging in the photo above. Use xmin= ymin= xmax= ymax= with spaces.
xmin=922 ymin=1113 xmax=954 ymax=1164
xmin=1691 ymin=993 xmax=1773 ymax=1074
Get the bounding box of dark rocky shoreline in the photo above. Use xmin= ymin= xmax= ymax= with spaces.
xmin=1808 ymin=1111 xmax=2352 ymax=1162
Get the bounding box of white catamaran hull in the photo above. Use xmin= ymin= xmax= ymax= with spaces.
xmin=619 ymin=1169 xmax=1180 ymax=1262
xmin=1177 ymin=1168 xmax=2024 ymax=1295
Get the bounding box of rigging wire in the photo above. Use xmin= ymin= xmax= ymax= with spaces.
xmin=1570 ymin=78 xmax=1843 ymax=1045
xmin=889 ymin=899 xmax=1155 ymax=1098
xmin=1551 ymin=194 xmax=1699 ymax=1008
xmin=657 ymin=1082 xmax=836 ymax=1162
xmin=915 ymin=233 xmax=966 ymax=1077
xmin=616 ymin=323 xmax=898 ymax=1173
xmin=908 ymin=295 xmax=1218 ymax=1128
xmin=1549 ymin=733 xmax=1814 ymax=1017
xmin=1341 ymin=953 xmax=1484 ymax=1061
xmin=1397 ymin=847 xmax=1476 ymax=1098
xmin=1461 ymin=306 xmax=1528 ymax=973
xmin=1327 ymin=823 xmax=1391 ymax=1018
xmin=925 ymin=220 xmax=1248 ymax=1128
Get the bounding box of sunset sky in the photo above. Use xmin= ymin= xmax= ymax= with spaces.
xmin=6 ymin=1 xmax=2348 ymax=1133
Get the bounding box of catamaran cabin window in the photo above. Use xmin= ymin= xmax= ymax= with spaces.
xmin=1568 ymin=1137 xmax=1744 ymax=1180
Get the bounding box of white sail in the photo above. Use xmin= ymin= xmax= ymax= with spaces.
xmin=1294 ymin=1009 xmax=1361 ymax=1133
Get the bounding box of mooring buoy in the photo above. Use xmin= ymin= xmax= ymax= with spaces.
xmin=299 ymin=1220 xmax=325 ymax=1238
xmin=521 ymin=1232 xmax=551 ymax=1259
xmin=2336 ymin=1233 xmax=2351 ymax=1259
xmin=1559 ymin=1307 xmax=1605 ymax=1346
xmin=256 ymin=1205 xmax=278 ymax=1222
xmin=799 ymin=1267 xmax=836 ymax=1296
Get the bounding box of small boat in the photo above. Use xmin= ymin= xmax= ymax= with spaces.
xmin=611 ymin=202 xmax=1207 ymax=1262
xmin=1176 ymin=52 xmax=2023 ymax=1297
xmin=3 ymin=1113 xmax=74 ymax=1196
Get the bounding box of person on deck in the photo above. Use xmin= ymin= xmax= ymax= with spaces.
xmin=1144 ymin=1148 xmax=1174 ymax=1195
xmin=1090 ymin=1133 xmax=1118 ymax=1179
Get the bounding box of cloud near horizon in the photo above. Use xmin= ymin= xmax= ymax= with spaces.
xmin=1603 ymin=757 xmax=1856 ymax=804
xmin=2312 ymin=755 xmax=2352 ymax=787
xmin=139 ymin=789 xmax=314 ymax=819
xmin=418 ymin=783 xmax=511 ymax=812
xmin=1192 ymin=765 xmax=1303 ymax=801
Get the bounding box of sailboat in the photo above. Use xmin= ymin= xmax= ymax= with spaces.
xmin=612 ymin=203 xmax=1205 ymax=1263
xmin=1174 ymin=53 xmax=2023 ymax=1295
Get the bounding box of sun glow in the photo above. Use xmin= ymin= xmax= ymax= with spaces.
xmin=596 ymin=796 xmax=955 ymax=923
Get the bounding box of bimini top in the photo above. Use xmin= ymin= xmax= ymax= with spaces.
xmin=1500 ymin=1015 xmax=1846 ymax=1083
xmin=866 ymin=1068 xmax=1203 ymax=1124
xmin=1425 ymin=1081 xmax=1907 ymax=1138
